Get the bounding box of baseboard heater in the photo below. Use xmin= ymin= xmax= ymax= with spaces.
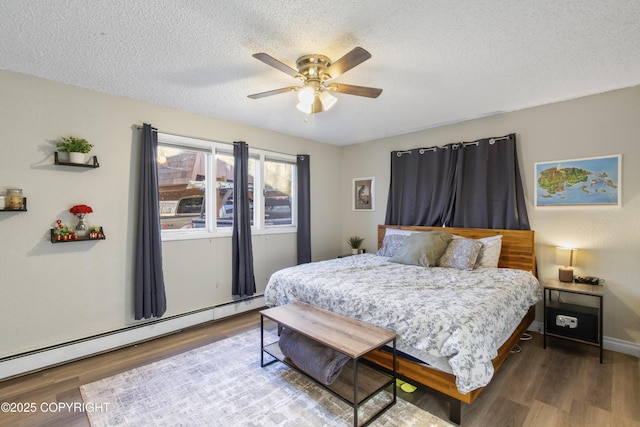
xmin=0 ymin=295 xmax=265 ymax=381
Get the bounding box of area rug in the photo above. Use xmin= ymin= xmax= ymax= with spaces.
xmin=80 ymin=327 xmax=452 ymax=427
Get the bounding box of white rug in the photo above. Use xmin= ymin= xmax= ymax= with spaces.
xmin=80 ymin=328 xmax=452 ymax=427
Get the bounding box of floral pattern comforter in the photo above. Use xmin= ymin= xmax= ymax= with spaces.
xmin=264 ymin=254 xmax=541 ymax=394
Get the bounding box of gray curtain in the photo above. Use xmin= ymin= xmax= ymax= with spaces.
xmin=135 ymin=123 xmax=167 ymax=319
xmin=232 ymin=141 xmax=256 ymax=297
xmin=385 ymin=145 xmax=458 ymax=226
xmin=296 ymin=155 xmax=311 ymax=264
xmin=450 ymin=134 xmax=530 ymax=229
xmin=385 ymin=134 xmax=530 ymax=230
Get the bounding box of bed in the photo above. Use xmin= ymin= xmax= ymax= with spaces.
xmin=264 ymin=225 xmax=541 ymax=424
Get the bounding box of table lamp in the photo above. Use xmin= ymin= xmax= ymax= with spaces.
xmin=555 ymin=247 xmax=577 ymax=282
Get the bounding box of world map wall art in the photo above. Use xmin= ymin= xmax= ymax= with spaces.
xmin=535 ymin=154 xmax=621 ymax=207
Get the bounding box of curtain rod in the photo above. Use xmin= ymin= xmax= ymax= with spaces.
xmin=463 ymin=135 xmax=511 ymax=146
xmin=135 ymin=125 xmax=211 ymax=142
xmin=486 ymin=135 xmax=511 ymax=144
xmin=135 ymin=124 xmax=299 ymax=159
xmin=396 ymin=135 xmax=512 ymax=156
xmin=135 ymin=124 xmax=241 ymax=147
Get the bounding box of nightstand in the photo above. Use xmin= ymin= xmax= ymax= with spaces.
xmin=543 ymin=279 xmax=604 ymax=363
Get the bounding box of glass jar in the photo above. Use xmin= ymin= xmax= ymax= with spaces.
xmin=7 ymin=188 xmax=24 ymax=210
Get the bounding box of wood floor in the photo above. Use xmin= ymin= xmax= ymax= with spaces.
xmin=0 ymin=309 xmax=638 ymax=427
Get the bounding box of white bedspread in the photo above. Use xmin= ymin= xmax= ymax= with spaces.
xmin=264 ymin=254 xmax=541 ymax=394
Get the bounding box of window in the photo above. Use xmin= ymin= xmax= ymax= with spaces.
xmin=264 ymin=158 xmax=293 ymax=226
xmin=157 ymin=133 xmax=296 ymax=240
xmin=157 ymin=144 xmax=208 ymax=231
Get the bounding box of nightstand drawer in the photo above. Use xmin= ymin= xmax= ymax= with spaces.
xmin=546 ymin=301 xmax=598 ymax=343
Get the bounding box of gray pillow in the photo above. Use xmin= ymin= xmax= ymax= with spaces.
xmin=438 ymin=238 xmax=483 ymax=270
xmin=388 ymin=231 xmax=452 ymax=267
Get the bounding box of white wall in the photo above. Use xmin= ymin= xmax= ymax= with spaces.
xmin=0 ymin=70 xmax=342 ymax=358
xmin=339 ymin=86 xmax=640 ymax=345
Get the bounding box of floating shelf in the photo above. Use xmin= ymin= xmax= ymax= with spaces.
xmin=50 ymin=227 xmax=106 ymax=243
xmin=0 ymin=197 xmax=27 ymax=212
xmin=54 ymin=152 xmax=100 ymax=168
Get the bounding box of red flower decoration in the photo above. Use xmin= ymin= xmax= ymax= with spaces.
xmin=70 ymin=204 xmax=93 ymax=215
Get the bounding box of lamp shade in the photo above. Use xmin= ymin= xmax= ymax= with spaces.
xmin=555 ymin=247 xmax=576 ymax=266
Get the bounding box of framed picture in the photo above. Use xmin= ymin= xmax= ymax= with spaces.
xmin=352 ymin=177 xmax=375 ymax=211
xmin=534 ymin=154 xmax=621 ymax=207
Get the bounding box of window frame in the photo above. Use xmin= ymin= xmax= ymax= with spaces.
xmin=262 ymin=154 xmax=297 ymax=229
xmin=157 ymin=133 xmax=297 ymax=242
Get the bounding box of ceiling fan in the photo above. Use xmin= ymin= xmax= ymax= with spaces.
xmin=247 ymin=47 xmax=382 ymax=114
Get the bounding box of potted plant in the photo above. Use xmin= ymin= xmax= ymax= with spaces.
xmin=347 ymin=236 xmax=365 ymax=255
xmin=56 ymin=136 xmax=93 ymax=164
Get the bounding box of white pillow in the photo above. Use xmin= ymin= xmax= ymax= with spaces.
xmin=383 ymin=228 xmax=417 ymax=237
xmin=474 ymin=235 xmax=503 ymax=268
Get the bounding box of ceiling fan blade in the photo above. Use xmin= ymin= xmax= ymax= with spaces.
xmin=247 ymin=86 xmax=299 ymax=99
xmin=325 ymin=47 xmax=372 ymax=79
xmin=326 ymin=83 xmax=382 ymax=98
xmin=252 ymin=53 xmax=301 ymax=79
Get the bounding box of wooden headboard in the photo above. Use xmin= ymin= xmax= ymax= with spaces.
xmin=378 ymin=225 xmax=537 ymax=276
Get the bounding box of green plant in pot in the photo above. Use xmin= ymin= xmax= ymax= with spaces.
xmin=56 ymin=136 xmax=93 ymax=164
xmin=347 ymin=236 xmax=365 ymax=255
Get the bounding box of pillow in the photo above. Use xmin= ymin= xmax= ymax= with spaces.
xmin=437 ymin=238 xmax=483 ymax=270
xmin=383 ymin=228 xmax=416 ymax=237
xmin=376 ymin=234 xmax=409 ymax=257
xmin=475 ymin=235 xmax=503 ymax=268
xmin=388 ymin=231 xmax=452 ymax=267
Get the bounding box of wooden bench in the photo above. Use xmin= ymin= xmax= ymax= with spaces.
xmin=260 ymin=302 xmax=397 ymax=427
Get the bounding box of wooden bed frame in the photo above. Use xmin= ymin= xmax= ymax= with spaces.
xmin=364 ymin=225 xmax=538 ymax=424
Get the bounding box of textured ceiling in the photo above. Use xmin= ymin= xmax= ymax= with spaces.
xmin=1 ymin=1 xmax=639 ymax=145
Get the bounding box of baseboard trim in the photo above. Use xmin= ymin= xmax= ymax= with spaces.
xmin=0 ymin=296 xmax=265 ymax=381
xmin=604 ymin=336 xmax=640 ymax=357
xmin=529 ymin=320 xmax=639 ymax=357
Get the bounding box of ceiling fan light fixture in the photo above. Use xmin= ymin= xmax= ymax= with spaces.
xmin=297 ymin=86 xmax=316 ymax=105
xmin=296 ymin=102 xmax=313 ymax=114
xmin=249 ymin=47 xmax=381 ymax=114
xmin=318 ymin=90 xmax=337 ymax=111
